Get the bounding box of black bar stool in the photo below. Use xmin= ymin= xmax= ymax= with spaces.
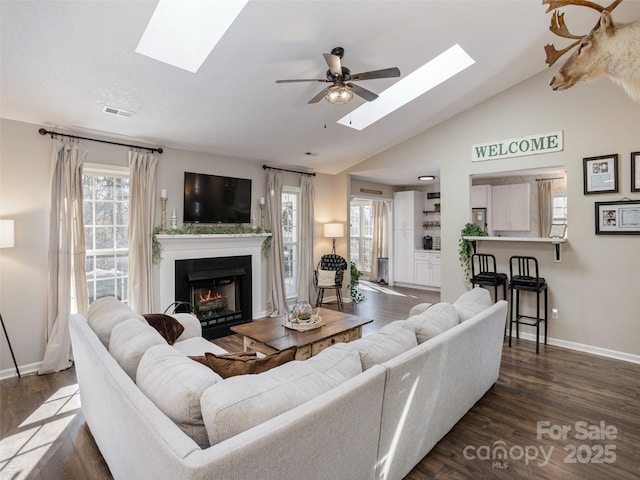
xmin=508 ymin=256 xmax=548 ymax=354
xmin=470 ymin=253 xmax=508 ymax=302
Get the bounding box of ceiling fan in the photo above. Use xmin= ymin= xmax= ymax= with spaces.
xmin=275 ymin=47 xmax=400 ymax=105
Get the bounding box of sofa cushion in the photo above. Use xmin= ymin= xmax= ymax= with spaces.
xmin=143 ymin=313 xmax=184 ymax=345
xmin=405 ymin=303 xmax=459 ymax=344
xmin=454 ymin=287 xmax=492 ymax=322
xmin=199 ymin=347 xmax=296 ymax=378
xmin=109 ymin=319 xmax=165 ymax=380
xmin=349 ymin=320 xmax=418 ymax=370
xmin=136 ymin=344 xmax=223 ymax=448
xmin=201 ymin=343 xmax=362 ymax=446
xmin=408 ymin=302 xmax=433 ymax=317
xmin=87 ymin=296 xmax=145 ymax=348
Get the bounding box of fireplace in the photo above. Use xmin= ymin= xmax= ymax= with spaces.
xmin=175 ymin=255 xmax=252 ymax=339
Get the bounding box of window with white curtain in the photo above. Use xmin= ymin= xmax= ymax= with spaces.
xmin=350 ymin=199 xmax=373 ymax=274
xmin=282 ymin=187 xmax=300 ymax=299
xmin=83 ymin=163 xmax=129 ymax=304
xmin=553 ymin=193 xmax=568 ymax=224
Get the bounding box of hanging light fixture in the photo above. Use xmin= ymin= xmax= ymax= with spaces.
xmin=325 ymin=84 xmax=353 ymax=105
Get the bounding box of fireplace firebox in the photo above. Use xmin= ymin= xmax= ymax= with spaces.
xmin=175 ymin=255 xmax=252 ymax=339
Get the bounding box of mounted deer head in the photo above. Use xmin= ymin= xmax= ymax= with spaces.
xmin=544 ymin=0 xmax=640 ymax=102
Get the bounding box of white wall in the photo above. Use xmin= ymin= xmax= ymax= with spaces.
xmin=347 ymin=71 xmax=640 ymax=359
xmin=0 ymin=118 xmax=338 ymax=376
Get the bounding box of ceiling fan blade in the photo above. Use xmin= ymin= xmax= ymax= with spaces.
xmin=323 ymin=53 xmax=342 ymax=77
xmin=347 ymin=83 xmax=378 ymax=102
xmin=308 ymin=86 xmax=331 ymax=104
xmin=276 ymin=79 xmax=328 ymax=83
xmin=350 ymin=67 xmax=400 ymax=81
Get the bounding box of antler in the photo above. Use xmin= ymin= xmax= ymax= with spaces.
xmin=543 ymin=0 xmax=624 ymax=66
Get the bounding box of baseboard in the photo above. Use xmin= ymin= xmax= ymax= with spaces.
xmin=508 ymin=332 xmax=640 ymax=364
xmin=0 ymin=360 xmax=42 ymax=380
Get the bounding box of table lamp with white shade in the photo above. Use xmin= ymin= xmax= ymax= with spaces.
xmin=1 ymin=220 xmax=20 ymax=377
xmin=324 ymin=222 xmax=344 ymax=254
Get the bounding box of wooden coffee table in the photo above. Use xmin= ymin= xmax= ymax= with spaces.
xmin=231 ymin=308 xmax=372 ymax=360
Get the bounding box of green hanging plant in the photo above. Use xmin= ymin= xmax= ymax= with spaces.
xmin=349 ymin=262 xmax=366 ymax=303
xmin=459 ymin=223 xmax=488 ymax=283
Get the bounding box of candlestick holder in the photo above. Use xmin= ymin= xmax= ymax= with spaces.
xmin=259 ymin=204 xmax=265 ymax=229
xmin=160 ymin=197 xmax=168 ymax=231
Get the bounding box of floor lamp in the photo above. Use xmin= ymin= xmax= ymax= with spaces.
xmin=324 ymin=223 xmax=344 ymax=255
xmin=1 ymin=220 xmax=20 ymax=378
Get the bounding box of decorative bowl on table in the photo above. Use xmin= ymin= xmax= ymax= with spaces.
xmin=284 ymin=302 xmax=323 ymax=331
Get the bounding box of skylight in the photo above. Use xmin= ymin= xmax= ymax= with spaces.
xmin=135 ymin=0 xmax=248 ymax=73
xmin=337 ymin=44 xmax=475 ymax=131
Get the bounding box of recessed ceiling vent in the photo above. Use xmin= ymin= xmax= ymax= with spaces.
xmin=102 ymin=106 xmax=135 ymax=118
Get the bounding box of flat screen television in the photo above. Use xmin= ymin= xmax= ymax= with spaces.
xmin=183 ymin=172 xmax=252 ymax=224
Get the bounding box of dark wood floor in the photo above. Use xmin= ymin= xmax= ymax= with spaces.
xmin=2 ymin=284 xmax=638 ymax=480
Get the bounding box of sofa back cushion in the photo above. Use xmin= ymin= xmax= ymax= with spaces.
xmin=109 ymin=319 xmax=165 ymax=381
xmin=87 ymin=296 xmax=145 ymax=348
xmin=406 ymin=303 xmax=459 ymax=344
xmin=136 ymin=344 xmax=223 ymax=448
xmin=348 ymin=321 xmax=418 ymax=370
xmin=453 ymin=287 xmax=492 ymax=322
xmin=200 ymin=343 xmax=362 ymax=446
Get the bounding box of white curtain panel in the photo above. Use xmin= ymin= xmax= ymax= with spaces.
xmin=265 ymin=171 xmax=289 ymax=316
xmin=369 ymin=200 xmax=389 ymax=281
xmin=39 ymin=140 xmax=89 ymax=375
xmin=128 ymin=151 xmax=157 ymax=313
xmin=297 ymin=175 xmax=315 ymax=303
xmin=538 ymin=179 xmax=553 ymax=237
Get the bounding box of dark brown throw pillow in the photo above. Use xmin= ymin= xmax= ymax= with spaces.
xmin=143 ymin=313 xmax=185 ymax=345
xmin=188 ymin=351 xmax=257 ymax=368
xmin=201 ymin=347 xmax=297 ymax=379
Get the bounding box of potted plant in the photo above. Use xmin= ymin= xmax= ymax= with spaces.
xmin=349 ymin=262 xmax=366 ymax=303
xmin=459 ymin=223 xmax=488 ymax=283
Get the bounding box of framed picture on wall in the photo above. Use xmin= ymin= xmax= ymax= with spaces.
xmin=632 ymin=152 xmax=640 ymax=193
xmin=595 ymin=200 xmax=640 ymax=235
xmin=583 ymin=154 xmax=618 ymax=195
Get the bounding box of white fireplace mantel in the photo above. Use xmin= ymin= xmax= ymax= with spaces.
xmin=154 ymin=233 xmax=271 ymax=317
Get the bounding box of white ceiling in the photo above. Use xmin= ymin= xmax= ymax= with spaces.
xmin=2 ymin=1 xmax=639 ymax=186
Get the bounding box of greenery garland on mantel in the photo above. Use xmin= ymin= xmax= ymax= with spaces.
xmin=152 ymin=224 xmax=272 ymax=264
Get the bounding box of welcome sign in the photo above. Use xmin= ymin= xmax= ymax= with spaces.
xmin=472 ymin=131 xmax=563 ymax=162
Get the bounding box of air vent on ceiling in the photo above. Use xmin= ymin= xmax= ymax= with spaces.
xmin=102 ymin=106 xmax=135 ymax=117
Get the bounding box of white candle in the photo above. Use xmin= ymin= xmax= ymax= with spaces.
xmin=161 ymin=189 xmax=167 ymax=199
xmin=171 ymin=209 xmax=177 ymax=217
xmin=259 ymin=197 xmax=265 ymax=205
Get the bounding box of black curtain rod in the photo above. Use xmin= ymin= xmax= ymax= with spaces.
xmin=39 ymin=128 xmax=163 ymax=154
xmin=263 ymin=164 xmax=316 ymax=176
xmin=536 ymin=176 xmax=564 ymax=181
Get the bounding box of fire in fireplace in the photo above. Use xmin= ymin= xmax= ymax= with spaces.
xmin=175 ymin=255 xmax=252 ymax=339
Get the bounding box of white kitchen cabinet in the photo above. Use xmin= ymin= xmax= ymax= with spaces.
xmin=471 ymin=185 xmax=492 ymax=209
xmin=491 ymin=183 xmax=530 ymax=231
xmin=393 ymin=191 xmax=425 ymax=284
xmin=414 ymin=251 xmax=441 ymax=287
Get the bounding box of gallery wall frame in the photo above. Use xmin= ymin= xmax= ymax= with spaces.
xmin=583 ymin=154 xmax=618 ymax=195
xmin=632 ymin=151 xmax=640 ymax=193
xmin=595 ymin=200 xmax=640 ymax=235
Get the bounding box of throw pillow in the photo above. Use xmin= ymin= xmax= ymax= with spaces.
xmin=406 ymin=303 xmax=459 ymax=344
xmin=317 ymin=269 xmax=336 ymax=287
xmin=143 ymin=313 xmax=185 ymax=345
xmin=453 ymin=287 xmax=492 ymax=322
xmin=188 ymin=351 xmax=257 ymax=368
xmin=202 ymin=346 xmax=297 ymax=378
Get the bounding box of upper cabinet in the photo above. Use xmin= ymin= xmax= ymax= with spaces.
xmin=393 ymin=191 xmax=424 ymax=231
xmin=491 ymin=183 xmax=530 ymax=231
xmin=471 ymin=184 xmax=491 ymax=209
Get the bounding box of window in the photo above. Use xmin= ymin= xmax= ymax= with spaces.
xmin=553 ymin=193 xmax=568 ymax=224
xmin=83 ymin=164 xmax=129 ymax=304
xmin=350 ymin=200 xmax=373 ymax=275
xmin=282 ymin=188 xmax=300 ymax=299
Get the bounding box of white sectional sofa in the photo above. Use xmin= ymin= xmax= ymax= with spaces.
xmin=70 ymin=289 xmax=507 ymax=480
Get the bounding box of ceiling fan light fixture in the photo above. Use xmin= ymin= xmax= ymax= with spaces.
xmin=325 ymin=85 xmax=353 ymax=105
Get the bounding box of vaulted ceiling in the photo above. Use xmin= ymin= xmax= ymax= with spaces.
xmin=2 ymin=1 xmax=639 ymax=185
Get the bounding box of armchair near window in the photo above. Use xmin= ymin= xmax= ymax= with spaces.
xmin=314 ymin=254 xmax=348 ymax=311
